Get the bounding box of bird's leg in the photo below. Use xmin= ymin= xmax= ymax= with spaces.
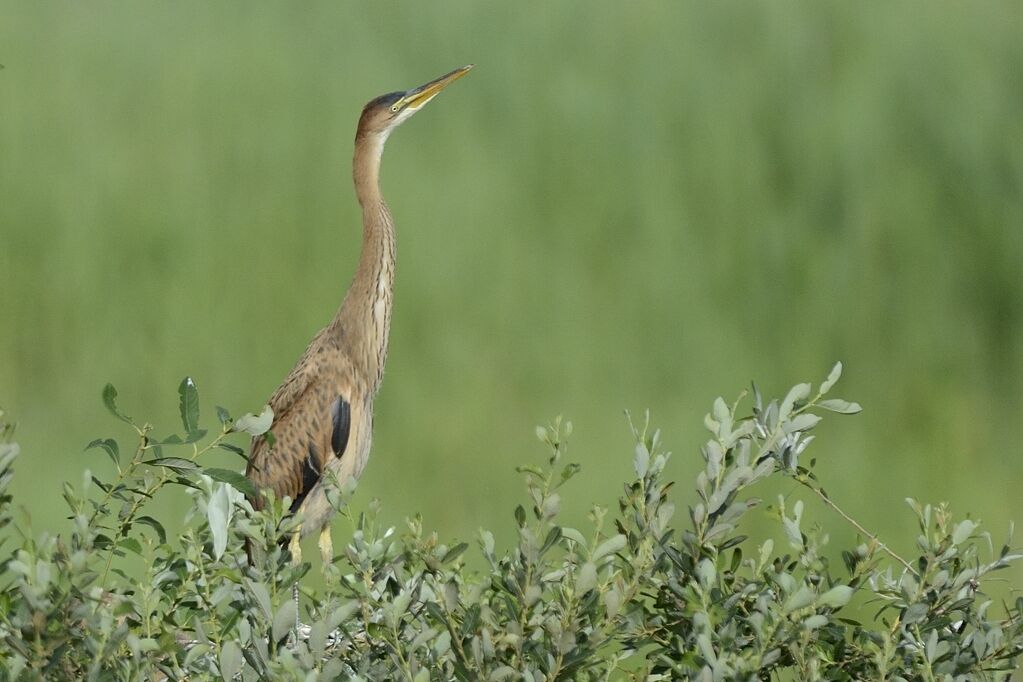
xmin=318 ymin=525 xmax=334 ymax=570
xmin=289 ymin=530 xmax=302 ymax=634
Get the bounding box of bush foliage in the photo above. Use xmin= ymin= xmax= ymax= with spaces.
xmin=1 ymin=365 xmax=1022 ymax=680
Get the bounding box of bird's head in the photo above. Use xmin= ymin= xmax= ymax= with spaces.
xmin=356 ymin=64 xmax=473 ymax=140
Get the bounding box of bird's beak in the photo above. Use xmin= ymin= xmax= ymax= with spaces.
xmin=401 ymin=64 xmax=473 ymax=111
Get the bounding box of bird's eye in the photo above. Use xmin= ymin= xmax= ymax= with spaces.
xmin=390 ymin=104 xmax=399 ymax=113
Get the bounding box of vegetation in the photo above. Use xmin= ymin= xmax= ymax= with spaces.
xmin=2 ymin=3 xmax=1022 ymax=574
xmin=2 ymin=366 xmax=1021 ymax=679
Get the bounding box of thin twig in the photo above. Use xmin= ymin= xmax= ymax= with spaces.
xmin=797 ymin=477 xmax=917 ymax=576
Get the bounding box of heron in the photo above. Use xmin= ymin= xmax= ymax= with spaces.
xmin=245 ymin=65 xmax=473 ymax=574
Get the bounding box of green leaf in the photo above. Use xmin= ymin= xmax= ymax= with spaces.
xmin=118 ymin=537 xmax=142 ymax=556
xmin=102 ymin=384 xmax=134 ymax=425
xmin=205 ymin=468 xmax=257 ymax=497
xmin=178 ymin=377 xmax=200 ymax=436
xmin=85 ymin=438 xmax=119 ymax=467
xmin=219 ymin=640 xmax=243 ymax=681
xmin=218 ymin=442 xmax=248 ymax=460
xmin=215 ymin=405 xmax=232 ymax=426
xmin=442 ymin=542 xmax=469 ymax=565
xmin=234 ymin=406 xmax=273 ymax=436
xmin=539 ymin=527 xmax=562 ymax=557
xmin=143 ymin=457 xmax=200 ymax=473
xmin=135 ymin=515 xmax=167 ymax=544
xmin=817 ymin=399 xmax=862 ymax=414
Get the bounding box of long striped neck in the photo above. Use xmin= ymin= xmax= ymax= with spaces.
xmin=331 ymin=130 xmax=396 ymax=392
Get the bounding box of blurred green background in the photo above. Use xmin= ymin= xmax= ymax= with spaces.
xmin=1 ymin=3 xmax=1021 ymax=580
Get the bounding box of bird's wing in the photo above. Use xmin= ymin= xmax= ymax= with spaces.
xmin=263 ymin=342 xmax=320 ymax=422
xmin=245 ymin=348 xmax=355 ymax=513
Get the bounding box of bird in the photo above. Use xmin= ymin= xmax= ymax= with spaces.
xmin=244 ymin=65 xmax=473 ymax=571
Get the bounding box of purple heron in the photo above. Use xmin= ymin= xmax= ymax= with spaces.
xmin=245 ymin=65 xmax=473 ymax=570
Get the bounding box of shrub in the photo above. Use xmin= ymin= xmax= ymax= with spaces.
xmin=0 ymin=365 xmax=1021 ymax=680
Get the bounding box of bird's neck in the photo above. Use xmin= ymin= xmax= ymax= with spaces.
xmin=331 ymin=132 xmax=396 ymax=391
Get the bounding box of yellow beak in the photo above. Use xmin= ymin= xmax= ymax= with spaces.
xmin=402 ymin=64 xmax=474 ymax=110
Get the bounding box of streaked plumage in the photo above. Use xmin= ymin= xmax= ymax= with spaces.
xmin=245 ymin=65 xmax=473 ymax=562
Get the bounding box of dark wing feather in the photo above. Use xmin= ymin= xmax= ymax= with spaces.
xmin=288 ymin=442 xmax=322 ymax=513
xmin=331 ymin=396 xmax=351 ymax=458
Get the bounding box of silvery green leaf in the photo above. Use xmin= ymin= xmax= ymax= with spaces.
xmin=434 ymin=630 xmax=451 ymax=656
xmin=926 ymin=628 xmax=939 ymax=662
xmin=245 ymin=579 xmax=272 ymax=620
xmin=5 ymin=656 xmax=25 ymax=681
xmin=272 ymin=599 xmax=297 ymax=642
xmin=575 ymin=561 xmax=597 ymax=593
xmin=219 ymin=640 xmax=243 ymax=681
xmin=817 ymin=399 xmax=862 ymax=414
xmin=782 ymin=584 xmax=815 ymax=613
xmin=234 ymin=406 xmax=274 ymax=436
xmin=634 ymin=442 xmax=650 ymax=478
xmin=691 ymin=503 xmax=706 ymax=526
xmin=697 ymin=558 xmax=716 ymax=589
xmin=592 ymin=534 xmax=626 ymax=562
xmin=208 ymin=483 xmax=233 ymax=560
xmin=816 ymin=584 xmax=854 ymax=609
xmin=184 ymin=643 xmax=211 ymax=668
xmin=820 ymin=362 xmax=843 ymax=395
xmin=952 ymin=519 xmax=977 ymax=545
xmin=704 ymin=440 xmax=724 ymax=479
xmin=758 ymin=539 xmax=774 ymax=568
xmin=779 ymin=383 xmax=811 ymax=421
xmin=444 ymin=581 xmax=459 ymax=611
xmin=712 ymin=397 xmax=730 ymax=433
xmin=902 ymin=602 xmax=929 ymax=624
xmin=604 ymin=587 xmax=622 ymax=617
xmin=309 ymin=621 xmax=328 ymax=659
xmin=783 ymin=517 xmax=803 ymax=550
xmin=704 ymin=413 xmax=719 ymax=434
xmin=783 ymin=413 xmax=821 ymax=435
xmin=328 ymin=601 xmax=359 ymax=630
xmin=803 ymin=614 xmax=828 ymax=630
xmin=387 ymin=587 xmax=413 ymax=627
